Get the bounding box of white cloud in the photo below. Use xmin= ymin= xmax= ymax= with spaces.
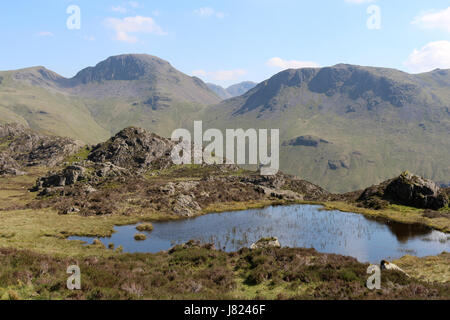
xmin=105 ymin=16 xmax=167 ymax=43
xmin=83 ymin=35 xmax=95 ymax=41
xmin=404 ymin=41 xmax=450 ymax=73
xmin=194 ymin=7 xmax=225 ymax=19
xmin=37 ymin=31 xmax=54 ymax=37
xmin=267 ymin=57 xmax=320 ymax=70
xmin=344 ymin=0 xmax=375 ymax=4
xmin=192 ymin=69 xmax=247 ymax=82
xmin=111 ymin=6 xmax=127 ymax=13
xmin=412 ymin=7 xmax=450 ymax=32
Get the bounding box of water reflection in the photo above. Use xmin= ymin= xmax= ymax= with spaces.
xmin=364 ymin=216 xmax=434 ymax=242
xmin=69 ymin=205 xmax=449 ymax=263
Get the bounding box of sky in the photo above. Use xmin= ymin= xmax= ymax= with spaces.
xmin=0 ymin=0 xmax=449 ymax=87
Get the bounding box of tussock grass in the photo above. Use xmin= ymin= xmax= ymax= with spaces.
xmin=394 ymin=252 xmax=450 ymax=283
xmin=134 ymin=233 xmax=147 ymax=241
xmin=136 ymin=223 xmax=154 ymax=232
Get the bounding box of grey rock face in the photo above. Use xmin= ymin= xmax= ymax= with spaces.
xmin=385 ymin=172 xmax=448 ymax=210
xmin=173 ymin=194 xmax=202 ymax=217
xmin=88 ymin=127 xmax=175 ymax=172
xmin=0 ymin=123 xmax=83 ymax=176
xmin=359 ymin=171 xmax=448 ymax=210
xmin=283 ymin=135 xmax=329 ymax=147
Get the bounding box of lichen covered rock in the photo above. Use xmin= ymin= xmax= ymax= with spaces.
xmin=250 ymin=237 xmax=281 ymax=250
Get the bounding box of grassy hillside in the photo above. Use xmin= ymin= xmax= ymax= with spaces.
xmin=0 ymin=54 xmax=220 ymax=142
xmin=1 ymin=58 xmax=449 ymax=192
xmin=204 ymin=65 xmax=450 ymax=192
xmin=0 ymin=70 xmax=110 ymax=143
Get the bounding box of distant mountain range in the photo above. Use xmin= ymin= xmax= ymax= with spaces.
xmin=0 ymin=54 xmax=449 ymax=192
xmin=207 ymin=81 xmax=257 ymax=100
xmin=0 ymin=54 xmax=220 ymax=142
xmin=204 ymin=64 xmax=450 ymax=192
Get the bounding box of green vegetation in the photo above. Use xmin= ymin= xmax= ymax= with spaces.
xmin=64 ymin=146 xmax=91 ymax=165
xmin=204 ymin=66 xmax=450 ymax=193
xmin=136 ymin=223 xmax=154 ymax=232
xmin=134 ymin=233 xmax=147 ymax=241
xmin=394 ymin=252 xmax=450 ymax=283
xmin=0 ymin=54 xmax=219 ymax=144
xmin=322 ymin=201 xmax=450 ymax=233
xmin=0 ymin=142 xmax=448 ymax=300
xmin=0 ymin=247 xmax=447 ymax=300
xmin=1 ymin=58 xmax=449 ymax=192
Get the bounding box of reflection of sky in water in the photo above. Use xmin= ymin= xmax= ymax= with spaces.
xmin=69 ymin=205 xmax=449 ymax=263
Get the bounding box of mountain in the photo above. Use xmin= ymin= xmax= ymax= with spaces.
xmin=204 ymin=64 xmax=450 ymax=192
xmin=1 ymin=57 xmax=449 ymax=192
xmin=207 ymin=81 xmax=257 ymax=100
xmin=207 ymin=83 xmax=231 ymax=100
xmin=226 ymin=81 xmax=258 ymax=97
xmin=0 ymin=54 xmax=220 ymax=142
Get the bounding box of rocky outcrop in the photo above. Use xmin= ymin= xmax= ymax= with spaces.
xmin=328 ymin=157 xmax=350 ymax=171
xmin=384 ymin=172 xmax=448 ymax=210
xmin=0 ymin=123 xmax=83 ymax=175
xmin=243 ymin=172 xmax=328 ymax=201
xmin=359 ymin=172 xmax=448 ymax=210
xmin=283 ymin=135 xmax=329 ymax=147
xmin=173 ymin=194 xmax=202 ymax=217
xmin=250 ymin=237 xmax=281 ymax=250
xmin=32 ymin=126 xmax=175 ymax=192
xmin=29 ymin=126 xmax=331 ymax=217
xmin=0 ymin=152 xmax=25 ymax=175
xmin=32 ymin=161 xmax=129 ymax=194
xmin=88 ymin=127 xmax=175 ymax=172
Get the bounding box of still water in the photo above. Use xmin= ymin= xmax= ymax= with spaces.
xmin=69 ymin=205 xmax=449 ymax=263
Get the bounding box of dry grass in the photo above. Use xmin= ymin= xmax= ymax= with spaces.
xmin=136 ymin=223 xmax=154 ymax=232
xmin=394 ymin=252 xmax=450 ymax=283
xmin=134 ymin=233 xmax=147 ymax=241
xmin=322 ymin=201 xmax=450 ymax=233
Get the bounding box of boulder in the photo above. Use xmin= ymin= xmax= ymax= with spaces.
xmin=384 ymin=172 xmax=448 ymax=210
xmin=255 ymin=185 xmax=303 ymax=201
xmin=0 ymin=152 xmax=25 ymax=175
xmin=173 ymin=194 xmax=201 ymax=217
xmin=250 ymin=237 xmax=281 ymax=250
xmin=359 ymin=171 xmax=448 ymax=210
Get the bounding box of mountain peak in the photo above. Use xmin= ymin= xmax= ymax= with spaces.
xmin=207 ymin=81 xmax=258 ymax=100
xmin=11 ymin=66 xmax=67 ymax=87
xmin=72 ymin=54 xmax=173 ymax=84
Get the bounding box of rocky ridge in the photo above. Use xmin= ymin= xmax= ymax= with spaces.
xmin=0 ymin=123 xmax=82 ymax=175
xmin=29 ymin=126 xmax=328 ymax=217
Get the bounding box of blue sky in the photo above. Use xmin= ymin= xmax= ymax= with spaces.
xmin=0 ymin=0 xmax=449 ymax=86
